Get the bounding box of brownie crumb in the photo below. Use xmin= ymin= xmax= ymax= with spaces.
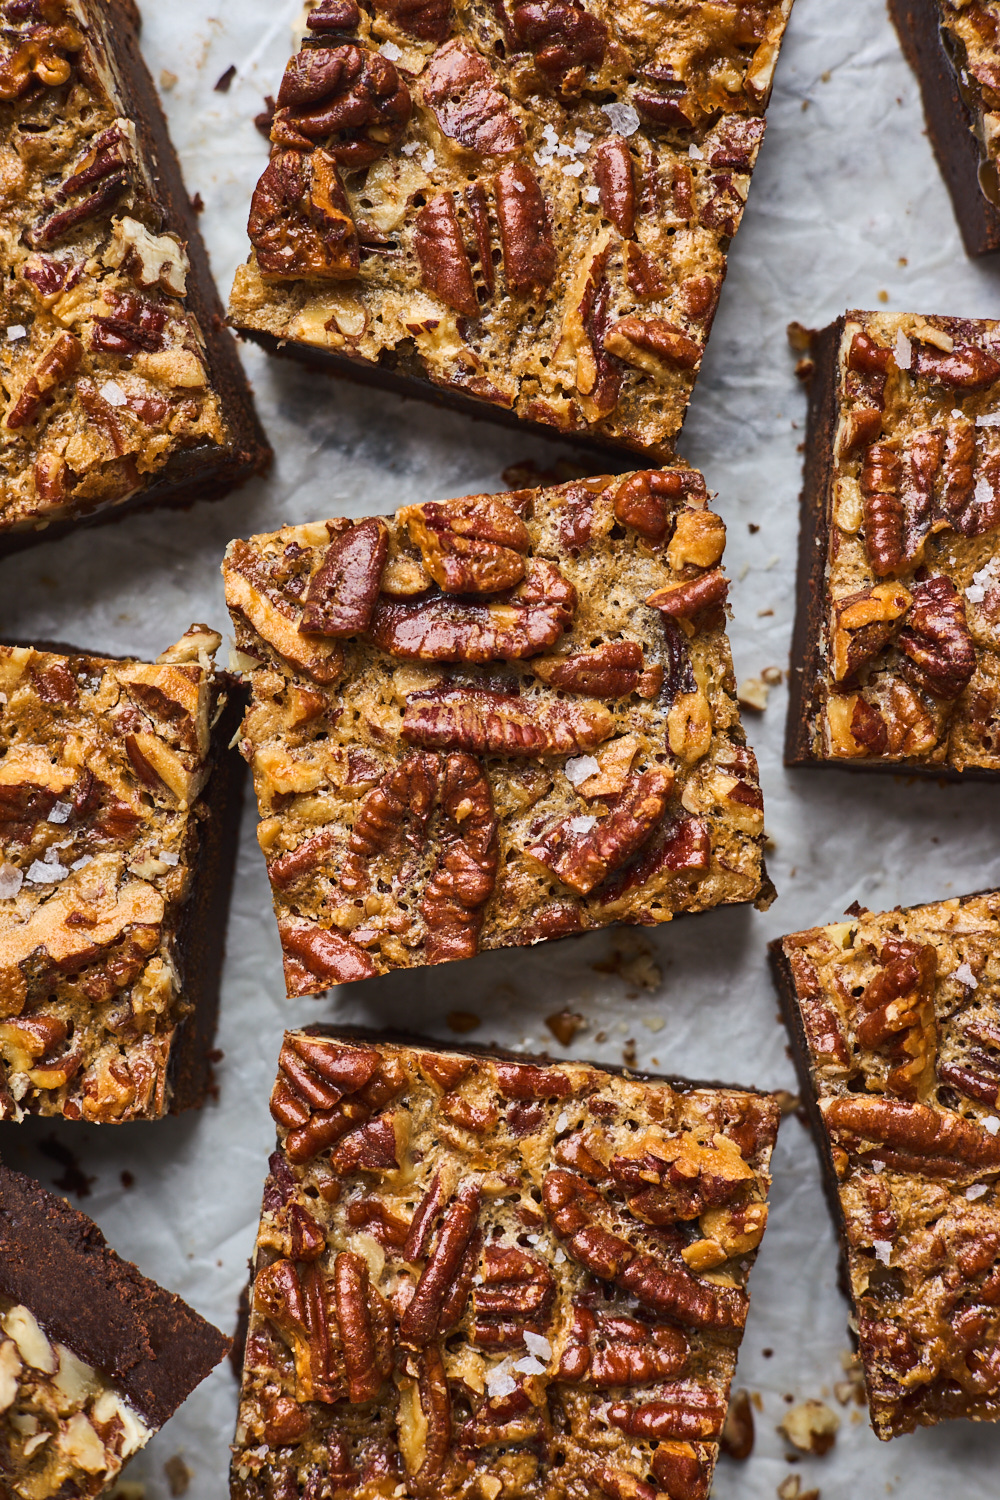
xmin=214 ymin=64 xmax=236 ymax=93
xmin=164 ymin=1457 xmax=191 ymax=1497
xmin=120 ymin=1171 xmax=135 ymax=1190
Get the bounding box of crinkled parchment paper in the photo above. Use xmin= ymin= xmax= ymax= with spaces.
xmin=2 ymin=0 xmax=1000 ymax=1494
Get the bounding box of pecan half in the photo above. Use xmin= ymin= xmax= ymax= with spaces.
xmin=410 ymin=1346 xmax=452 ymax=1495
xmin=472 ymin=1244 xmax=555 ymax=1346
xmin=341 ymin=751 xmax=438 ymax=894
xmin=307 ymin=0 xmax=362 ymax=28
xmin=400 ymin=1181 xmax=481 ymax=1346
xmin=399 ymin=495 xmax=530 ymax=594
xmin=333 ymin=1250 xmax=393 ymax=1402
xmin=493 ymin=1060 xmax=573 ymax=1098
xmin=646 ymin=570 xmax=728 ymax=622
xmin=279 ymin=919 xmax=379 ymax=992
xmin=6 ymin=331 xmax=82 ymax=429
xmin=248 ymin=149 xmax=359 ymax=279
xmin=421 ymin=753 xmax=498 ymax=964
xmin=494 ymin=163 xmax=555 ymax=291
xmin=821 ymin=1096 xmax=1000 ymax=1170
xmin=372 ymin=0 xmax=451 ymax=41
xmin=625 ymin=243 xmax=668 ymax=300
xmin=652 ymin=1442 xmax=709 ymax=1500
xmin=531 ymin=641 xmax=642 ymax=697
xmin=422 ymin=40 xmax=524 ymax=154
xmin=608 ymin=1387 xmax=727 ymax=1441
xmin=510 ymin=0 xmax=608 ymax=89
xmin=272 ymin=45 xmax=411 ymax=166
xmin=559 ymin=1304 xmax=689 ymax=1385
xmin=593 ymin=137 xmax=635 ymax=236
xmin=330 ymin=1113 xmax=400 ymax=1172
xmin=542 ymin=1170 xmax=748 ymax=1329
xmin=269 ymin=1034 xmax=406 ymax=1162
xmin=897 ymin=575 xmax=976 ymax=700
xmin=90 ymin=290 xmax=167 ymax=356
xmin=225 ymin=549 xmax=345 ymax=683
xmin=829 ymin=582 xmax=912 ymax=683
xmin=402 ymin=688 xmax=613 ymax=755
xmin=900 ymin=428 xmax=943 ymax=561
xmin=709 ymin=115 xmax=766 ymax=168
xmin=527 ymin=769 xmax=674 ymax=895
xmin=465 ymin=181 xmax=494 ymax=293
xmin=940 ymin=416 xmax=975 ymax=528
xmin=300 ymin=518 xmax=388 ymax=635
xmin=604 ymin=317 xmax=702 ymax=374
xmin=597 ymin=813 xmax=711 ymax=902
xmin=414 ymin=194 xmax=479 ymax=317
xmin=254 ymin=1259 xmax=340 ymax=1402
xmin=612 ymin=469 xmax=685 ymax=540
xmin=27 ymin=124 xmax=131 ymax=248
xmin=457 ymin=1383 xmax=545 ymax=1447
xmin=912 ymin=339 xmax=1000 ymax=389
xmin=370 ymin=592 xmax=570 ymax=660
xmin=346 ymin=1195 xmax=411 ymax=1248
xmin=860 ymin=443 xmax=903 ymax=577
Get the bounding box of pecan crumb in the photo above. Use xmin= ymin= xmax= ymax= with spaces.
xmin=446 ymin=1010 xmax=481 ymax=1034
xmin=164 ymin=1456 xmax=191 ymax=1497
xmin=720 ymin=1386 xmax=755 ymax=1460
xmin=778 ymin=1399 xmax=840 ymax=1456
xmin=545 ymin=1009 xmax=585 ymax=1046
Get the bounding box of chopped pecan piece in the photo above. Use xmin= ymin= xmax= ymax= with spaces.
xmin=254 ymin=1258 xmax=341 ymax=1402
xmin=472 ymin=1244 xmax=555 ymax=1346
xmin=402 ymin=688 xmax=613 ymax=755
xmin=422 ymin=41 xmax=524 ymax=155
xmin=494 ymin=163 xmax=555 ymax=291
xmin=420 ymin=753 xmax=498 ymax=963
xmin=530 ymin=641 xmax=643 ymax=697
xmin=604 ymin=317 xmax=702 ymax=374
xmin=372 ymin=0 xmax=451 ymax=41
xmin=829 ymin=582 xmax=912 ymax=683
xmin=248 ymin=149 xmax=359 ymax=280
xmin=272 ymin=45 xmax=411 ymax=166
xmin=5 ymin=331 xmax=82 ymax=429
xmin=414 ymin=194 xmax=479 ymax=317
xmin=527 ymin=768 xmax=674 ymax=895
xmin=593 ymin=137 xmax=635 ymax=236
xmin=399 ymin=495 xmax=530 ymax=594
xmin=709 ymin=115 xmax=766 ymax=168
xmin=300 ymin=518 xmax=389 ymax=635
xmin=0 ymin=10 xmax=83 ymax=99
xmin=912 ymin=339 xmax=1000 ymax=389
xmin=307 ymin=0 xmax=363 ymax=28
xmin=897 ymin=576 xmax=976 ymax=700
xmin=509 ymin=0 xmax=608 ymax=88
xmin=625 ymin=243 xmax=668 ymax=300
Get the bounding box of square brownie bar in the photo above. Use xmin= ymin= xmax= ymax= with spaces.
xmin=771 ymin=890 xmax=1000 ymax=1439
xmin=0 ymin=624 xmax=244 ymax=1122
xmin=222 ymin=468 xmax=771 ymax=991
xmin=0 ymin=1161 xmax=229 ymax=1498
xmin=231 ymin=1027 xmax=780 ymax=1500
xmin=228 ymin=0 xmax=793 ymax=459
xmin=786 ymin=309 xmax=1000 ymax=776
xmin=0 ymin=0 xmax=269 ymax=551
xmin=890 ymin=0 xmax=1000 ymax=257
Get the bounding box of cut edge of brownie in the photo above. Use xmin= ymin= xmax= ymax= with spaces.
xmin=784 ymin=314 xmax=1000 ymax=782
xmin=888 ymin=0 xmax=1000 ymax=259
xmin=0 ymin=0 xmax=272 ymax=558
xmin=0 ymin=1161 xmax=230 ymax=1428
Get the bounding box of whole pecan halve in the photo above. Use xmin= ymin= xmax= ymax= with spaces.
xmin=402 ymin=687 xmax=613 ymax=755
xmin=420 ymin=752 xmax=498 ymax=963
xmin=414 ymin=194 xmax=479 ymax=317
xmin=531 ymin=641 xmax=643 ymax=697
xmin=592 ymin=136 xmax=635 ymax=236
xmin=248 ymin=148 xmax=359 ymax=279
xmin=399 ymin=494 xmax=530 ymax=593
xmin=340 ymin=751 xmax=438 ymax=894
xmin=494 ymin=162 xmax=555 ymax=291
xmin=422 ymin=40 xmax=524 ymax=155
xmin=472 ymin=1244 xmax=555 ymax=1348
xmin=271 ymin=45 xmax=411 ymax=167
xmin=527 ymin=768 xmax=674 ymax=895
xmin=300 ymin=517 xmax=388 ymax=635
xmin=604 ymin=317 xmax=702 ymax=374
xmin=510 ymin=0 xmax=608 ymax=90
xmin=897 ymin=575 xmax=976 ymax=700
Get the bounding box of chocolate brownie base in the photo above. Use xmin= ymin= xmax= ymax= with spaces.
xmin=889 ymin=0 xmax=1000 ymax=258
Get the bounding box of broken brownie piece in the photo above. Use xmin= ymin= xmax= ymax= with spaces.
xmin=890 ymin=0 xmax=1000 ymax=257
xmin=222 ymin=468 xmax=771 ymax=991
xmin=0 ymin=1161 xmax=229 ymax=1497
xmin=231 ymin=1027 xmax=780 ymax=1500
xmin=227 ymin=0 xmax=794 ymax=458
xmin=0 ymin=0 xmax=269 ymax=549
xmin=786 ymin=309 xmax=1000 ymax=776
xmin=0 ymin=624 xmax=243 ymax=1121
xmin=772 ymin=889 xmax=1000 ymax=1439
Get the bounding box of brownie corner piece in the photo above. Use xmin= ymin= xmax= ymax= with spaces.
xmin=222 ymin=467 xmax=770 ymax=992
xmin=227 ymin=0 xmax=794 ymax=456
xmin=889 ymin=0 xmax=1000 ymax=258
xmin=786 ymin=308 xmax=1000 ymax=777
xmin=0 ymin=1160 xmax=228 ymax=1497
xmin=0 ymin=0 xmax=270 ymax=551
xmin=772 ymin=889 xmax=1000 ymax=1438
xmin=232 ymin=1027 xmax=780 ymax=1500
xmin=0 ymin=624 xmax=244 ymax=1122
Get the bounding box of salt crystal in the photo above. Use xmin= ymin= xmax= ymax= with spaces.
xmin=893 ymin=329 xmax=911 ymax=370
xmin=523 ymin=1332 xmax=552 ymax=1361
xmin=554 ymin=1246 xmax=566 ymax=1263
xmin=401 ymin=140 xmax=420 ymax=156
xmin=379 ymin=40 xmax=402 ymax=59
xmin=158 ymin=850 xmax=180 ymax=866
xmin=513 ymin=1356 xmax=546 ymax=1376
xmin=0 ymin=865 xmax=22 ymax=899
xmin=26 ymin=858 xmax=67 ymax=883
xmin=572 ymin=129 xmax=593 ymax=153
xmin=601 ymin=102 xmax=640 ymax=137
xmin=975 ymin=475 xmax=995 ymax=507
xmin=952 ymin=408 xmax=964 ymax=419
xmin=6 ymin=325 xmax=26 ymax=341
xmin=688 ymin=143 xmax=704 ymax=160
xmin=583 ymin=185 xmax=600 ymax=203
xmin=100 ymin=380 xmax=127 ymax=407
xmin=871 ymin=1160 xmax=885 ymax=1173
xmin=421 ymin=150 xmax=436 ymax=172
xmin=967 ymin=583 xmax=987 ymax=604
xmin=564 ymin=755 xmax=599 ymax=786
xmin=485 ymin=1362 xmax=517 ymax=1399
xmin=985 ymin=1117 xmax=1000 ymax=1136
xmin=568 ymin=816 xmax=597 ymax=834
xmin=966 ymin=1183 xmax=990 ymax=1200
xmin=70 ymin=855 xmax=93 ymax=871
xmin=47 ymin=802 xmax=71 ymax=824
xmin=976 ymin=411 xmax=1000 ymax=426
xmin=561 ymin=161 xmax=585 ymax=177
xmin=872 ymin=1240 xmax=892 ymax=1265
xmin=555 ymin=1110 xmax=569 ymax=1132
xmin=950 ymin=961 xmax=979 ymax=989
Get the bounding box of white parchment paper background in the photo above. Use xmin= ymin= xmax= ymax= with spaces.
xmin=3 ymin=0 xmax=1000 ymax=1494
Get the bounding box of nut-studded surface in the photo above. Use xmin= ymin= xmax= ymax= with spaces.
xmin=772 ymin=891 xmax=1000 ymax=1439
xmin=222 ymin=470 xmax=770 ymax=990
xmin=228 ymin=0 xmax=794 ymax=457
xmin=0 ymin=0 xmax=268 ymax=540
xmin=231 ymin=1029 xmax=780 ymax=1500
xmin=0 ymin=625 xmax=234 ymax=1121
xmin=787 ymin=310 xmax=1000 ymax=775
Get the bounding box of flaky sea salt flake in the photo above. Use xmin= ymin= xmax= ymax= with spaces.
xmin=601 ymin=102 xmax=640 ymax=137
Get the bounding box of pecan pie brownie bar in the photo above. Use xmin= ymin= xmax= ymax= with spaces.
xmin=231 ymin=1027 xmax=780 ymax=1500
xmin=890 ymin=0 xmax=1000 ymax=257
xmin=786 ymin=309 xmax=1000 ymax=776
xmin=771 ymin=890 xmax=1000 ymax=1439
xmin=0 ymin=624 xmax=244 ymax=1122
xmin=222 ymin=469 xmax=771 ymax=991
xmin=228 ymin=0 xmax=793 ymax=459
xmin=0 ymin=1161 xmax=229 ymax=1498
xmin=0 ymin=0 xmax=269 ymax=551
